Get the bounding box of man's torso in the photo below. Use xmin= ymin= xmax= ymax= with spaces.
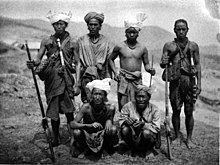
xmin=118 ymin=41 xmax=146 ymax=72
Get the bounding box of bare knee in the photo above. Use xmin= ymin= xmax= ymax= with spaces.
xmin=72 ymin=129 xmax=82 ymax=138
xmin=111 ymin=125 xmax=117 ymax=135
xmin=142 ymin=130 xmax=155 ymax=143
xmin=121 ymin=126 xmax=130 ymax=136
xmin=142 ymin=129 xmax=151 ymax=139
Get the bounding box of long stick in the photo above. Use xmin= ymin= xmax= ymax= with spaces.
xmin=190 ymin=56 xmax=197 ymax=111
xmin=149 ymin=54 xmax=154 ymax=87
xmin=25 ymin=40 xmax=55 ymax=163
xmin=165 ymin=65 xmax=172 ymax=160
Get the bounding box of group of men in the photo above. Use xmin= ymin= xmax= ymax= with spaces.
xmin=26 ymin=10 xmax=201 ymax=159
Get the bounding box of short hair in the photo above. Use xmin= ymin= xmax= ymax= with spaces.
xmin=174 ymin=19 xmax=188 ymax=29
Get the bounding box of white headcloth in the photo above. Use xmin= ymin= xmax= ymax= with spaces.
xmin=86 ymin=78 xmax=112 ymax=94
xmin=124 ymin=13 xmax=147 ymax=31
xmin=46 ymin=10 xmax=72 ymax=24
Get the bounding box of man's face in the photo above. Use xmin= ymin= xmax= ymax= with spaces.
xmin=125 ymin=28 xmax=139 ymax=41
xmin=92 ymin=88 xmax=106 ymax=105
xmin=53 ymin=20 xmax=67 ymax=34
xmin=135 ymin=90 xmax=150 ymax=110
xmin=87 ymin=18 xmax=101 ymax=35
xmin=174 ymin=22 xmax=188 ymax=39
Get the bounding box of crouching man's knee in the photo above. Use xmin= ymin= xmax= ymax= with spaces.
xmin=142 ymin=129 xmax=156 ymax=144
xmin=72 ymin=129 xmax=82 ymax=139
xmin=121 ymin=125 xmax=130 ymax=137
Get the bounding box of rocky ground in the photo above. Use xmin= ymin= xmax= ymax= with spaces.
xmin=0 ymin=44 xmax=219 ymax=164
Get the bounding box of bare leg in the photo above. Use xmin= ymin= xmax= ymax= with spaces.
xmin=171 ymin=110 xmax=182 ymax=146
xmin=51 ymin=119 xmax=60 ymax=147
xmin=185 ymin=110 xmax=196 ymax=149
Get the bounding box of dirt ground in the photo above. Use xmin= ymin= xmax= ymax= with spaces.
xmin=0 ymin=48 xmax=219 ymax=164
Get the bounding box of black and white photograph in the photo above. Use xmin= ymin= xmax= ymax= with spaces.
xmin=0 ymin=0 xmax=219 ymax=164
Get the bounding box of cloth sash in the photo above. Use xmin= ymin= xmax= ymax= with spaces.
xmin=118 ymin=69 xmax=142 ymax=101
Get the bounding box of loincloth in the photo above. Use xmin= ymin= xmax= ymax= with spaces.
xmin=118 ymin=69 xmax=142 ymax=101
xmin=83 ymin=129 xmax=105 ymax=153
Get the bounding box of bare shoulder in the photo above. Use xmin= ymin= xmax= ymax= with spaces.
xmin=41 ymin=36 xmax=51 ymax=46
xmin=164 ymin=41 xmax=175 ymax=48
xmin=113 ymin=42 xmax=124 ymax=51
xmin=80 ymin=103 xmax=91 ymax=113
xmin=189 ymin=41 xmax=199 ymax=50
xmin=138 ymin=42 xmax=148 ymax=51
xmin=105 ymin=102 xmax=116 ymax=111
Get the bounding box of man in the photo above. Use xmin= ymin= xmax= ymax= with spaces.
xmin=160 ymin=19 xmax=201 ymax=149
xmin=26 ymin=10 xmax=80 ymax=146
xmin=70 ymin=78 xmax=118 ymax=157
xmin=118 ymin=85 xmax=160 ymax=158
xmin=109 ymin=13 xmax=155 ymax=112
xmin=77 ymin=12 xmax=113 ymax=103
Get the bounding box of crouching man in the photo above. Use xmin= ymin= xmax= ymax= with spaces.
xmin=70 ymin=78 xmax=118 ymax=157
xmin=119 ymin=85 xmax=161 ymax=158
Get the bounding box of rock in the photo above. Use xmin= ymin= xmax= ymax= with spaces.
xmin=22 ymin=156 xmax=31 ymax=163
xmin=39 ymin=158 xmax=52 ymax=164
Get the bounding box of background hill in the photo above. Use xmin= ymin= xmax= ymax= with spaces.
xmin=0 ymin=16 xmax=175 ymax=50
xmin=1 ymin=16 xmax=219 ymax=68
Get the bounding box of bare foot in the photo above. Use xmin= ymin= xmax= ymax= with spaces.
xmin=185 ymin=140 xmax=197 ymax=150
xmin=171 ymin=137 xmax=182 ymax=147
xmin=145 ymin=152 xmax=155 ymax=161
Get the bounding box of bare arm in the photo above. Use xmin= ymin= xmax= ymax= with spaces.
xmin=34 ymin=39 xmax=47 ymax=65
xmin=160 ymin=43 xmax=170 ymax=69
xmin=108 ymin=45 xmax=120 ymax=78
xmin=192 ymin=42 xmax=201 ymax=94
xmin=142 ymin=47 xmax=155 ymax=75
xmin=105 ymin=104 xmax=116 ymax=133
xmin=26 ymin=39 xmax=47 ymax=69
xmin=70 ymin=104 xmax=92 ymax=129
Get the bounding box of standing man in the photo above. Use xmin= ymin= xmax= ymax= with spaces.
xmin=26 ymin=10 xmax=80 ymax=147
xmin=109 ymin=13 xmax=155 ymax=112
xmin=77 ymin=12 xmax=113 ymax=103
xmin=160 ymin=19 xmax=201 ymax=149
xmin=70 ymin=78 xmax=118 ymax=157
xmin=118 ymin=85 xmax=160 ymax=158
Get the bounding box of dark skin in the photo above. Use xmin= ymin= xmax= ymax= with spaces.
xmin=26 ymin=20 xmax=81 ymax=95
xmin=109 ymin=27 xmax=155 ymax=82
xmin=75 ymin=18 xmax=103 ymax=80
xmin=160 ymin=20 xmax=201 ymax=149
xmin=123 ymin=90 xmax=150 ymax=128
xmin=70 ymin=88 xmax=115 ymax=134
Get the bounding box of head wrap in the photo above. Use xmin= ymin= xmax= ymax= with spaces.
xmin=47 ymin=10 xmax=72 ymax=24
xmin=86 ymin=78 xmax=111 ymax=94
xmin=124 ymin=13 xmax=147 ymax=31
xmin=136 ymin=84 xmax=152 ymax=95
xmin=84 ymin=12 xmax=104 ymax=24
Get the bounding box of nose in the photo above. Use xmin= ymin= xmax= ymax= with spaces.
xmin=57 ymin=24 xmax=61 ymax=29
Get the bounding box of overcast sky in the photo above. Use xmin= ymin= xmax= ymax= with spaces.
xmin=0 ymin=0 xmax=219 ymax=45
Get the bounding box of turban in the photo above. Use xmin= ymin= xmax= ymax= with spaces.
xmin=47 ymin=10 xmax=72 ymax=24
xmin=124 ymin=13 xmax=147 ymax=31
xmin=136 ymin=85 xmax=152 ymax=95
xmin=86 ymin=78 xmax=112 ymax=94
xmin=84 ymin=12 xmax=104 ymax=24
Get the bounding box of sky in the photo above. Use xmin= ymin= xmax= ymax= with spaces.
xmin=0 ymin=0 xmax=219 ymax=45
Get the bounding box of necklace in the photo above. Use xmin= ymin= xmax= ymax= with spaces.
xmin=89 ymin=34 xmax=101 ymax=44
xmin=126 ymin=41 xmax=137 ymax=50
xmin=90 ymin=37 xmax=99 ymax=44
